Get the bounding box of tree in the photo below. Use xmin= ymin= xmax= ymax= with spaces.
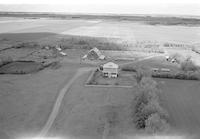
xmin=145 ymin=113 xmax=169 ymax=134
xmin=135 ymin=67 xmax=151 ymax=84
xmin=180 ymin=57 xmax=198 ymax=71
xmin=142 ymin=99 xmax=169 ymax=120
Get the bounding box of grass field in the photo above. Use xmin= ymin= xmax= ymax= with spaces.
xmin=0 ymin=16 xmax=200 ymax=138
xmin=156 ymin=78 xmax=200 ymax=136
xmin=0 ymin=62 xmax=81 ymax=138
xmin=49 ymin=71 xmax=137 ymax=139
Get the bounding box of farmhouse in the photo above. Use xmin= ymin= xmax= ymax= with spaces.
xmin=102 ymin=62 xmax=119 ymax=78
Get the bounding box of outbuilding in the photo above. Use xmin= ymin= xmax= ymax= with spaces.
xmin=102 ymin=62 xmax=119 ymax=78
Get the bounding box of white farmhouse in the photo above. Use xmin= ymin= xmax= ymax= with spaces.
xmin=102 ymin=62 xmax=119 ymax=78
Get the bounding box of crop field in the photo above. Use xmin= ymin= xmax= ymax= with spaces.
xmin=0 ymin=17 xmax=199 ymax=44
xmin=62 ymin=21 xmax=200 ymax=44
xmin=156 ymin=78 xmax=200 ymax=136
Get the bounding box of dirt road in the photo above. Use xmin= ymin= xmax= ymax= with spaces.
xmin=38 ymin=67 xmax=93 ymax=137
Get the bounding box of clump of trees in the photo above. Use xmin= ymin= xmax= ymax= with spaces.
xmin=180 ymin=57 xmax=198 ymax=72
xmin=132 ymin=76 xmax=170 ymax=134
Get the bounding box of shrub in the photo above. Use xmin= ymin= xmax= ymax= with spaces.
xmin=180 ymin=57 xmax=198 ymax=72
xmin=152 ymin=70 xmax=200 ymax=80
xmin=135 ymin=68 xmax=151 ymax=84
xmin=142 ymin=100 xmax=169 ymax=120
xmin=49 ymin=61 xmax=62 ymax=69
xmin=121 ymin=66 xmax=137 ymax=72
xmin=14 ymin=42 xmax=40 ymax=49
xmin=145 ymin=113 xmax=170 ymax=134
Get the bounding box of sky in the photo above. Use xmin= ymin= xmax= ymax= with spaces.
xmin=0 ymin=0 xmax=199 ymax=16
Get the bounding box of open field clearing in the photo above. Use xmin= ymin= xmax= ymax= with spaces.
xmin=156 ymin=78 xmax=200 ymax=136
xmin=0 ymin=18 xmax=199 ymax=44
xmin=0 ymin=62 xmax=86 ymax=138
xmin=0 ymin=18 xmax=97 ymax=35
xmin=62 ymin=21 xmax=200 ymax=44
xmin=49 ymin=72 xmax=136 ymax=139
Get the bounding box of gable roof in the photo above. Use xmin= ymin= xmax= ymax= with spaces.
xmin=103 ymin=62 xmax=119 ymax=69
xmin=88 ymin=47 xmax=101 ymax=57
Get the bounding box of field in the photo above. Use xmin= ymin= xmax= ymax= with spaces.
xmin=156 ymin=78 xmax=200 ymax=136
xmin=0 ymin=17 xmax=199 ymax=44
xmin=0 ymin=15 xmax=200 ymax=139
xmin=48 ymin=71 xmax=136 ymax=139
xmin=0 ymin=62 xmax=79 ymax=137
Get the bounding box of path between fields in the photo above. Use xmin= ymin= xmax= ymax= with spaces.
xmin=38 ymin=67 xmax=93 ymax=137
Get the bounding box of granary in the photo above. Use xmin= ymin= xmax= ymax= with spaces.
xmin=102 ymin=62 xmax=119 ymax=78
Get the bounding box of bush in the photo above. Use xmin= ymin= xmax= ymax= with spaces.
xmin=49 ymin=61 xmax=62 ymax=69
xmin=135 ymin=68 xmax=151 ymax=84
xmin=180 ymin=57 xmax=198 ymax=72
xmin=121 ymin=66 xmax=137 ymax=72
xmin=145 ymin=113 xmax=170 ymax=134
xmin=14 ymin=41 xmax=40 ymax=49
xmin=142 ymin=100 xmax=169 ymax=120
xmin=152 ymin=71 xmax=200 ymax=80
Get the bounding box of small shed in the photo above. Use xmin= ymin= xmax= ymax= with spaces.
xmin=102 ymin=62 xmax=119 ymax=78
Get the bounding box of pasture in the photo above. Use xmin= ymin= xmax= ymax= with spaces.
xmin=156 ymin=78 xmax=200 ymax=136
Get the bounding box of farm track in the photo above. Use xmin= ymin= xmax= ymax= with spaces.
xmin=38 ymin=67 xmax=94 ymax=137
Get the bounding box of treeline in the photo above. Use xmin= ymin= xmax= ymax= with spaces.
xmin=122 ymin=57 xmax=200 ymax=81
xmin=131 ymin=75 xmax=170 ymax=133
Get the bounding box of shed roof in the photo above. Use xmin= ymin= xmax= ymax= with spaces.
xmin=103 ymin=62 xmax=119 ymax=69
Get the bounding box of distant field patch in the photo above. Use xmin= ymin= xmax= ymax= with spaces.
xmin=0 ymin=61 xmax=44 ymax=74
xmin=0 ymin=32 xmax=57 ymax=42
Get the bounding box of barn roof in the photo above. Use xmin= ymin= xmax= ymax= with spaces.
xmin=88 ymin=47 xmax=101 ymax=57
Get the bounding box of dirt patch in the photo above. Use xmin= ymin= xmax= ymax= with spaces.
xmin=0 ymin=61 xmax=44 ymax=74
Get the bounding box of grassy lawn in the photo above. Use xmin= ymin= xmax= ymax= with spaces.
xmin=49 ymin=72 xmax=138 ymax=139
xmin=0 ymin=62 xmax=79 ymax=138
xmin=87 ymin=70 xmax=136 ymax=86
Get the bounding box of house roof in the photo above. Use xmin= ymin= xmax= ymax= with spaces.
xmin=103 ymin=62 xmax=119 ymax=69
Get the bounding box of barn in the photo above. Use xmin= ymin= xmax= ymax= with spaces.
xmin=83 ymin=47 xmax=105 ymax=60
xmin=102 ymin=62 xmax=119 ymax=78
